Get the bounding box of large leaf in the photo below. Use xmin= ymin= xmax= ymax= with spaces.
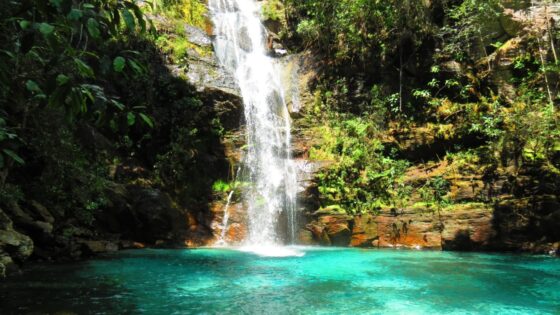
xmin=25 ymin=80 xmax=42 ymax=93
xmin=139 ymin=113 xmax=154 ymax=128
xmin=3 ymin=149 xmax=24 ymax=165
xmin=111 ymin=99 xmax=125 ymax=110
xmin=87 ymin=18 xmax=101 ymax=38
xmin=49 ymin=0 xmax=62 ymax=8
xmin=67 ymin=9 xmax=83 ymax=20
xmin=127 ymin=112 xmax=135 ymax=126
xmin=127 ymin=59 xmax=144 ymax=75
xmin=19 ymin=20 xmax=31 ymax=30
xmin=39 ymin=23 xmax=55 ymax=35
xmin=74 ymin=58 xmax=94 ymax=78
xmin=122 ymin=9 xmax=136 ymax=31
xmin=56 ymin=74 xmax=69 ymax=86
xmin=113 ymin=56 xmax=126 ymax=72
xmin=127 ymin=2 xmax=146 ymax=32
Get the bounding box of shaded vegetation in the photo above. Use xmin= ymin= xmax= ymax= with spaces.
xmin=0 ymin=0 xmax=227 ymax=256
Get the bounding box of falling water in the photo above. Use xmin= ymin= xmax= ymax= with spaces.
xmin=215 ymin=190 xmax=234 ymax=246
xmin=209 ymin=0 xmax=298 ymax=248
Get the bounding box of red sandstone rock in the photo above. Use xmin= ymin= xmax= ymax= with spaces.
xmin=226 ymin=223 xmax=247 ymax=243
xmin=375 ymin=210 xmax=443 ymax=249
xmin=351 ymin=214 xmax=378 ymax=247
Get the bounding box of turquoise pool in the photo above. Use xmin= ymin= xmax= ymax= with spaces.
xmin=1 ymin=247 xmax=559 ymax=314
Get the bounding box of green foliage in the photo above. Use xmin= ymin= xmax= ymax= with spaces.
xmin=285 ymin=0 xmax=432 ymax=67
xmin=419 ymin=176 xmax=451 ymax=210
xmin=439 ymin=0 xmax=503 ymax=61
xmin=262 ymin=0 xmax=285 ymax=22
xmin=0 ymin=0 xmax=152 ymax=180
xmin=311 ymin=115 xmax=409 ymax=214
xmin=152 ymin=0 xmax=208 ymax=29
xmin=212 ymin=180 xmax=231 ymax=193
xmin=291 ymin=0 xmax=560 ymax=218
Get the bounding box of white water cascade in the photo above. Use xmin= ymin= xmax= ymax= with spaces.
xmin=209 ymin=0 xmax=298 ymax=252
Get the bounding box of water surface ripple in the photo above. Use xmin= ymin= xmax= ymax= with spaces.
xmin=1 ymin=248 xmax=559 ymax=314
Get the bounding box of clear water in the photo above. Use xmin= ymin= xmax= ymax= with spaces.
xmin=1 ymin=248 xmax=559 ymax=314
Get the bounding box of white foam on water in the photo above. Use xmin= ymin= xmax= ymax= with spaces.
xmin=238 ymin=245 xmax=305 ymax=257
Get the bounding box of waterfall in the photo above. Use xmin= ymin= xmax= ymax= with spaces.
xmin=209 ymin=0 xmax=298 ymax=248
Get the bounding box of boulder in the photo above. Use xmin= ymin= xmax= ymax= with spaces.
xmin=29 ymin=201 xmax=55 ymax=224
xmin=440 ymin=204 xmax=496 ymax=250
xmin=306 ymin=223 xmax=331 ymax=246
xmin=81 ymin=240 xmax=119 ymax=254
xmin=0 ymin=208 xmax=33 ymax=277
xmin=0 ymin=229 xmax=33 ymax=262
xmin=376 ymin=208 xmax=443 ymax=249
xmin=305 ymin=214 xmax=353 ymax=246
xmin=351 ymin=214 xmax=378 ymax=247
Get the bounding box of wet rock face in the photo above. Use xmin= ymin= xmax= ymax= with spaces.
xmin=305 ymin=213 xmax=353 ymax=246
xmin=173 ymin=22 xmax=243 ymax=131
xmin=351 ymin=214 xmax=378 ymax=247
xmin=117 ymin=186 xmax=188 ymax=245
xmin=207 ymin=200 xmax=248 ymax=246
xmin=0 ymin=208 xmax=33 ymax=277
xmin=304 ymin=205 xmax=496 ymax=250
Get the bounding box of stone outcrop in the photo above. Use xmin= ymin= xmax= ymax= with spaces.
xmin=303 ymin=202 xmax=558 ymax=255
xmin=0 ymin=208 xmax=33 ymax=277
xmin=208 ymin=199 xmax=248 ymax=245
xmin=299 ymin=156 xmax=559 ymax=255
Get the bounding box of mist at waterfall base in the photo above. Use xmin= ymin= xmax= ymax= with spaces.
xmin=209 ymin=0 xmax=298 ymax=255
xmin=2 ymin=248 xmax=559 ymax=314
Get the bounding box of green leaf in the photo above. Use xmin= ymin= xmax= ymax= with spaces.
xmin=3 ymin=149 xmax=24 ymax=165
xmin=19 ymin=20 xmax=31 ymax=30
xmin=87 ymin=18 xmax=101 ymax=38
xmin=127 ymin=59 xmax=143 ymax=74
xmin=113 ymin=56 xmax=126 ymax=72
xmin=127 ymin=112 xmax=135 ymax=126
xmin=122 ymin=9 xmax=136 ymax=31
xmin=128 ymin=3 xmax=146 ymax=32
xmin=39 ymin=23 xmax=55 ymax=35
xmin=74 ymin=58 xmax=94 ymax=78
xmin=56 ymin=74 xmax=69 ymax=86
xmin=49 ymin=0 xmax=62 ymax=8
xmin=111 ymin=99 xmax=125 ymax=110
xmin=0 ymin=154 xmax=4 ymax=168
xmin=139 ymin=113 xmax=154 ymax=128
xmin=26 ymin=80 xmax=42 ymax=93
xmin=67 ymin=9 xmax=83 ymax=21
